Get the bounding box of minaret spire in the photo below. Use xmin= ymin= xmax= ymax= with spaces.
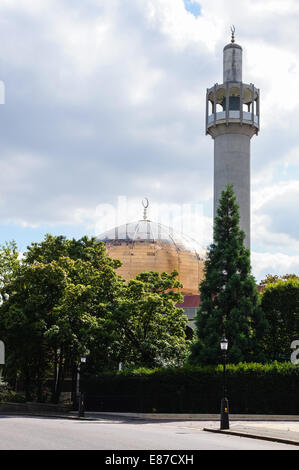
xmin=230 ymin=25 xmax=235 ymax=43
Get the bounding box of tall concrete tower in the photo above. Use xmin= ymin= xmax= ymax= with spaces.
xmin=205 ymin=30 xmax=260 ymax=250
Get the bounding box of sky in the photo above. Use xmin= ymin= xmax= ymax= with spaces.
xmin=0 ymin=0 xmax=299 ymax=282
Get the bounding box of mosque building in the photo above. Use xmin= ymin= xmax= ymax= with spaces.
xmin=97 ymin=200 xmax=205 ymax=330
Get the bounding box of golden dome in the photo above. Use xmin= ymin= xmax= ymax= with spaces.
xmin=97 ymin=218 xmax=205 ymax=295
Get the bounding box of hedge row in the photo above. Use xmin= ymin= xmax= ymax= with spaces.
xmin=81 ymin=362 xmax=299 ymax=414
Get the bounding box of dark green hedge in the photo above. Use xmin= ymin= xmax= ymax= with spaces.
xmin=81 ymin=362 xmax=299 ymax=414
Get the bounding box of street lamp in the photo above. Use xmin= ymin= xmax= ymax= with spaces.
xmin=220 ymin=336 xmax=229 ymax=430
xmin=76 ymin=351 xmax=89 ymax=417
xmin=0 ymin=290 xmax=9 ymax=375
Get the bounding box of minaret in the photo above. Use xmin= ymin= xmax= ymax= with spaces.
xmin=205 ymin=28 xmax=260 ymax=250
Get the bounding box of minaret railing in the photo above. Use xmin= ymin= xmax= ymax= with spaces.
xmin=206 ymin=82 xmax=259 ymax=134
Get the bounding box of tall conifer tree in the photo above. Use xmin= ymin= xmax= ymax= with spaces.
xmin=190 ymin=185 xmax=267 ymax=365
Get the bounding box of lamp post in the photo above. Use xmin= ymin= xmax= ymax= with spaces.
xmin=220 ymin=336 xmax=229 ymax=430
xmin=76 ymin=351 xmax=89 ymax=417
xmin=0 ymin=289 xmax=9 ymax=377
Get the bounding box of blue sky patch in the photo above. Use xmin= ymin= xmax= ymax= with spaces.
xmin=183 ymin=0 xmax=201 ymax=17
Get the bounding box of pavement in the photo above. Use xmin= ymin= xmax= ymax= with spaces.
xmin=2 ymin=410 xmax=298 ymax=447
xmin=202 ymin=421 xmax=299 ymax=447
xmin=83 ymin=413 xmax=299 ymax=446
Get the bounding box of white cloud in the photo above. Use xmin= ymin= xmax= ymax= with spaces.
xmin=145 ymin=0 xmax=221 ymax=51
xmin=0 ymin=152 xmax=48 ymax=196
xmin=0 ymin=0 xmax=298 ymax=281
xmin=252 ymin=0 xmax=299 ymax=14
xmin=283 ymin=146 xmax=299 ymax=167
xmin=251 ymin=180 xmax=299 ymax=260
xmin=252 ymin=251 xmax=299 ymax=282
xmin=247 ymin=43 xmax=299 ymax=129
xmin=128 ymin=63 xmax=164 ymax=106
xmin=252 ymin=180 xmax=299 ymax=213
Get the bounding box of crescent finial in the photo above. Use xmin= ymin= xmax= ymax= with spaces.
xmin=231 ymin=25 xmax=235 ymax=43
xmin=142 ymin=198 xmax=149 ymax=220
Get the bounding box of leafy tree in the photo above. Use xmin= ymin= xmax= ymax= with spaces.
xmin=45 ymin=255 xmax=124 ymax=402
xmin=260 ymin=273 xmax=299 ymax=286
xmin=0 ymin=234 xmax=192 ymax=401
xmin=109 ymin=270 xmax=190 ymax=368
xmin=0 ymin=261 xmax=67 ymax=401
xmin=260 ymin=278 xmax=299 ymax=361
xmin=24 ymin=236 xmax=191 ymax=371
xmin=190 ymin=185 xmax=268 ymax=365
xmin=0 ymin=241 xmax=20 ymax=303
xmin=0 ymin=241 xmax=21 ymax=388
xmin=24 ymin=233 xmax=121 ymax=273
xmin=0 ymin=241 xmax=20 ymax=279
xmin=0 ymin=235 xmax=123 ymax=402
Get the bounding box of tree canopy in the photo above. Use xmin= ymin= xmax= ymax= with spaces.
xmin=260 ymin=277 xmax=299 ymax=361
xmin=260 ymin=273 xmax=299 ymax=286
xmin=109 ymin=270 xmax=189 ymax=368
xmin=0 ymin=234 xmax=190 ymax=402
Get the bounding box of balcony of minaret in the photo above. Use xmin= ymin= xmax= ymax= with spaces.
xmin=206 ymin=83 xmax=260 ymax=136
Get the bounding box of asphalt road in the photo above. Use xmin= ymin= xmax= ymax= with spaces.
xmin=0 ymin=415 xmax=297 ymax=451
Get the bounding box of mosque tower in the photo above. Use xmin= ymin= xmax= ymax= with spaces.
xmin=205 ymin=28 xmax=260 ymax=249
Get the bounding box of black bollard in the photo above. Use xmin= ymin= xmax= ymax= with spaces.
xmin=220 ymin=397 xmax=230 ymax=429
xmin=78 ymin=392 xmax=85 ymax=418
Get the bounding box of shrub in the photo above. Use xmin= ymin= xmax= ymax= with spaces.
xmin=81 ymin=362 xmax=299 ymax=414
xmin=0 ymin=377 xmax=26 ymax=403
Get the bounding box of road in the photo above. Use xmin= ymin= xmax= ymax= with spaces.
xmin=0 ymin=415 xmax=297 ymax=451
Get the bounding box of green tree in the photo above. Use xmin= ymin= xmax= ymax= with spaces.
xmin=260 ymin=278 xmax=299 ymax=361
xmin=0 ymin=234 xmax=192 ymax=401
xmin=190 ymin=185 xmax=267 ymax=365
xmin=0 ymin=241 xmax=20 ymax=300
xmin=25 ymin=236 xmax=191 ymax=371
xmin=24 ymin=233 xmax=121 ymax=273
xmin=0 ymin=261 xmax=67 ymax=401
xmin=0 ymin=235 xmax=123 ymax=402
xmin=45 ymin=255 xmax=124 ymax=402
xmin=109 ymin=270 xmax=190 ymax=368
xmin=0 ymin=241 xmax=21 ymax=389
xmin=260 ymin=273 xmax=299 ymax=286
